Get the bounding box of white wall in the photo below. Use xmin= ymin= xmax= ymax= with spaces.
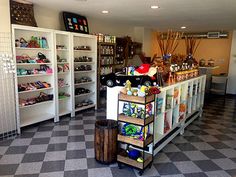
xmin=0 ymin=0 xmax=17 ymax=135
xmin=0 ymin=0 xmax=11 ymax=33
xmin=227 ymin=30 xmax=236 ymax=94
xmin=34 ymin=4 xmax=134 ymax=38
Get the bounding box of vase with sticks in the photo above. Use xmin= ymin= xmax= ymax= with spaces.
xmin=154 ymin=30 xmax=182 ymax=83
xmin=184 ymin=35 xmax=201 ymax=67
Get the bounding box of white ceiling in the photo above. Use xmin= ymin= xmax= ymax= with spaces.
xmin=31 ymin=0 xmax=236 ymax=31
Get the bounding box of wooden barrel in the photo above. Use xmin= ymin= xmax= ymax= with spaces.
xmin=95 ymin=119 xmax=118 ymax=164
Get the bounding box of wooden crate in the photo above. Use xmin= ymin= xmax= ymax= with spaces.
xmin=117 ymin=153 xmax=152 ymax=169
xmin=117 ymin=134 xmax=153 ymax=148
xmin=118 ymin=94 xmax=155 ymax=104
xmin=118 ymin=114 xmax=154 ymax=126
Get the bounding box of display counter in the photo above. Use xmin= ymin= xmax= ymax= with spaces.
xmin=107 ymin=75 xmax=206 ymax=155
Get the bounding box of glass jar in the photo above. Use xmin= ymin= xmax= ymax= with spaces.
xmin=199 ymin=59 xmax=206 ymax=67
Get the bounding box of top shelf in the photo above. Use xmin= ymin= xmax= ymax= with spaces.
xmin=15 ymin=47 xmax=51 ymax=51
xmin=98 ymin=42 xmax=116 ymax=46
xmin=118 ymin=93 xmax=155 ymax=104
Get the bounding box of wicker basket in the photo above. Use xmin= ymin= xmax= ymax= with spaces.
xmin=10 ymin=0 xmax=37 ymax=27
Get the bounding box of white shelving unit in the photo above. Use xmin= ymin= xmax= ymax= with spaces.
xmin=12 ymin=25 xmax=98 ymax=133
xmin=12 ymin=25 xmax=57 ymax=133
xmin=72 ymin=33 xmax=97 ymax=112
xmin=106 ymin=75 xmax=206 ymax=155
xmin=54 ymin=31 xmax=73 ymax=118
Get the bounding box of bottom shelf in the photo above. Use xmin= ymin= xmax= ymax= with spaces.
xmin=21 ymin=113 xmax=55 ymax=127
xmin=117 ymin=149 xmax=152 ymax=170
xmin=75 ymin=104 xmax=95 ymax=112
xmin=59 ymin=109 xmax=71 ymax=116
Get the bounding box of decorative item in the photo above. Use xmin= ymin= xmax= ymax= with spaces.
xmin=0 ymin=53 xmax=15 ymax=74
xmin=184 ymin=35 xmax=201 ymax=66
xmin=10 ymin=0 xmax=37 ymax=27
xmin=208 ymin=58 xmax=215 ymax=67
xmin=199 ymin=58 xmax=206 ymax=67
xmin=63 ymin=12 xmax=89 ymax=34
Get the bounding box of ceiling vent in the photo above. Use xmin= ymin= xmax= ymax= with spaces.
xmin=184 ymin=31 xmax=228 ymax=39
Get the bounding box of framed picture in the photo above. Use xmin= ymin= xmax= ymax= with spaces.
xmin=63 ymin=12 xmax=89 ymax=34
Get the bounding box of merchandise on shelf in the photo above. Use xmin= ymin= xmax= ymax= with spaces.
xmin=173 ymin=88 xmax=179 ymax=106
xmin=57 ymin=55 xmax=67 ymax=62
xmin=122 ymin=102 xmax=153 ymax=119
xmin=58 ymin=78 xmax=69 ymax=87
xmin=156 ymin=97 xmax=163 ymax=114
xmin=96 ymin=33 xmax=116 ymax=43
xmin=16 ymin=52 xmax=50 ymax=64
xmin=166 ymin=94 xmax=173 ymax=110
xmin=74 ymin=65 xmax=92 ymax=71
xmin=56 ymin=45 xmax=67 ymax=49
xmin=75 ymin=99 xmax=94 ymax=108
xmin=19 ymin=92 xmax=53 ymax=107
xmin=179 ymin=103 xmax=186 ymax=120
xmin=17 ymin=64 xmax=53 ymax=76
xmin=74 ymin=45 xmax=91 ymax=50
xmin=75 ymin=77 xmax=92 ymax=84
xmin=121 ymin=123 xmax=150 ymax=141
xmin=58 ymin=92 xmax=70 ymax=99
xmin=100 ymin=56 xmax=114 ymax=65
xmin=15 ymin=36 xmax=48 ymax=49
xmin=57 ymin=63 xmax=69 ymax=73
xmin=18 ymin=81 xmax=51 ymax=92
xmin=100 ymin=45 xmax=114 ymax=55
xmin=75 ymin=87 xmax=91 ymax=95
xmin=74 ymin=56 xmax=92 ymax=62
xmin=100 ymin=66 xmax=112 ymax=75
xmin=164 ymin=113 xmax=170 ymax=133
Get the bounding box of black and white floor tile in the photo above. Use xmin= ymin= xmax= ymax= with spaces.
xmin=0 ymin=95 xmax=236 ymax=177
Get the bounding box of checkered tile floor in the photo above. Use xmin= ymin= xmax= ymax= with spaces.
xmin=0 ymin=95 xmax=236 ymax=177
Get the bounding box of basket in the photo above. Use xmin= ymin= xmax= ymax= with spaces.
xmin=10 ymin=0 xmax=37 ymax=27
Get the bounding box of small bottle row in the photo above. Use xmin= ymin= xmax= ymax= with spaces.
xmin=100 ymin=56 xmax=113 ymax=65
xmin=100 ymin=46 xmax=114 ymax=55
xmin=19 ymin=92 xmax=53 ymax=107
xmin=17 ymin=65 xmax=53 ymax=76
xmin=100 ymin=66 xmax=112 ymax=75
xmin=18 ymin=81 xmax=51 ymax=92
xmin=15 ymin=36 xmax=48 ymax=49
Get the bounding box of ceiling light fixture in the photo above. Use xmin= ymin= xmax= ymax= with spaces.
xmin=102 ymin=10 xmax=109 ymax=14
xmin=151 ymin=5 xmax=159 ymax=9
xmin=181 ymin=26 xmax=186 ymax=29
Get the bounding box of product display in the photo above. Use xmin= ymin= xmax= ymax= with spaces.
xmin=75 ymin=87 xmax=91 ymax=95
xmin=58 ymin=78 xmax=69 ymax=87
xmin=74 ymin=45 xmax=91 ymax=50
xmin=74 ymin=65 xmax=92 ymax=71
xmin=19 ymin=92 xmax=53 ymax=107
xmin=18 ymin=81 xmax=51 ymax=92
xmin=16 ymin=53 xmax=50 ymax=64
xmin=17 ymin=65 xmax=53 ymax=76
xmin=15 ymin=36 xmax=48 ymax=49
xmin=74 ymin=56 xmax=92 ymax=62
xmin=57 ymin=63 xmax=69 ymax=73
xmin=75 ymin=77 xmax=92 ymax=84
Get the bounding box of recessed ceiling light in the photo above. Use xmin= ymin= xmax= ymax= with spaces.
xmin=151 ymin=5 xmax=159 ymax=9
xmin=102 ymin=10 xmax=109 ymax=14
xmin=181 ymin=26 xmax=186 ymax=29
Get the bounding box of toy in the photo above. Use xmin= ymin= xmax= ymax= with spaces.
xmin=122 ymin=123 xmax=139 ymax=136
xmin=127 ymin=149 xmax=141 ymax=160
xmin=146 ymin=103 xmax=153 ymax=117
xmin=138 ymin=85 xmax=147 ymax=97
xmin=139 ymin=125 xmax=150 ymax=140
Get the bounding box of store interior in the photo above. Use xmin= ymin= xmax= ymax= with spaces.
xmin=0 ymin=0 xmax=236 ymax=177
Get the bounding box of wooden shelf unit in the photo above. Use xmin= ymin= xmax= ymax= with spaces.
xmin=117 ymin=93 xmax=155 ymax=175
